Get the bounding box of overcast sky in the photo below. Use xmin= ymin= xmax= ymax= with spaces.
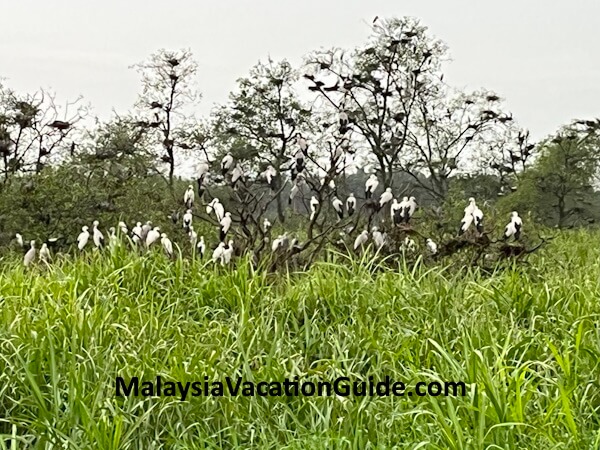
xmin=1 ymin=0 xmax=599 ymax=140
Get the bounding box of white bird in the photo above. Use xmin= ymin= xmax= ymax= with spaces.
xmin=197 ymin=161 xmax=210 ymax=178
xmin=189 ymin=225 xmax=198 ymax=248
xmin=108 ymin=227 xmax=118 ymax=249
xmin=161 ymin=233 xmax=174 ymax=258
xmin=231 ymin=164 xmax=244 ymax=188
xmin=353 ymin=230 xmax=369 ymax=251
xmin=379 ymin=187 xmax=393 ymax=208
xmin=426 ymin=238 xmax=438 ymax=255
xmin=183 ymin=209 xmax=193 ymax=232
xmin=221 ymin=152 xmax=234 ymax=175
xmin=309 ymin=196 xmax=319 ymax=221
xmin=222 ymin=240 xmax=234 ymax=265
xmin=212 ymin=242 xmax=225 ymax=263
xmin=372 ymin=227 xmax=385 ymax=249
xmin=220 ymin=212 xmax=232 ymax=242
xmin=197 ymin=162 xmax=210 ymax=196
xmin=261 ymin=165 xmax=277 ymax=189
xmin=206 ymin=198 xmax=225 ymax=222
xmin=332 ymin=197 xmax=344 ymax=220
xmin=272 ymin=234 xmax=288 ymax=252
xmin=132 ymin=222 xmax=143 ymax=245
xmin=504 ymin=211 xmax=522 ymax=240
xmin=403 ymin=237 xmax=417 ymax=252
xmin=391 ymin=199 xmax=402 ymax=225
xmin=464 ymin=197 xmax=477 ymax=216
xmin=402 ymin=196 xmax=417 ymax=223
xmin=365 ymin=174 xmax=379 ymax=199
xmin=346 ymin=194 xmax=356 ymax=216
xmin=184 ymin=185 xmax=195 ymax=209
xmin=92 ymin=221 xmax=104 ymax=248
xmin=472 ymin=206 xmax=484 ymax=233
xmin=141 ymin=221 xmax=152 ymax=241
xmin=118 ymin=221 xmax=128 ymax=236
xmin=77 ymin=226 xmax=90 ymax=251
xmin=263 ymin=218 xmax=272 ymax=233
xmin=197 ymin=236 xmax=205 ymax=258
xmin=15 ymin=233 xmax=24 ymax=248
xmin=23 ymin=240 xmax=36 ymax=267
xmin=458 ymin=211 xmax=474 ymax=235
xmin=146 ymin=227 xmax=161 ymax=248
xmin=39 ymin=243 xmax=51 ymax=263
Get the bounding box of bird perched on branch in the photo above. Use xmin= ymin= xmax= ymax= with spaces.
xmin=310 ymin=196 xmax=319 ymax=221
xmin=220 ymin=212 xmax=232 ymax=242
xmin=346 ymin=193 xmax=356 ymax=216
xmin=504 ymin=211 xmax=522 ymax=240
xmin=365 ymin=174 xmax=379 ymax=199
xmin=183 ymin=209 xmax=193 ymax=233
xmin=231 ymin=164 xmax=244 ymax=188
xmin=391 ymin=199 xmax=402 ymax=225
xmin=379 ymin=187 xmax=393 ymax=209
xmin=261 ymin=165 xmax=277 ymax=189
xmin=221 ymin=152 xmax=234 ymax=175
xmin=332 ymin=197 xmax=344 ymax=220
xmin=183 ymin=185 xmax=195 ymax=209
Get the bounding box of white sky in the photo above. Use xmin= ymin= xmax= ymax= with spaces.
xmin=2 ymin=0 xmax=599 ymax=140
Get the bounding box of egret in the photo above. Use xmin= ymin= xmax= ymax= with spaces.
xmin=472 ymin=205 xmax=484 ymax=233
xmin=141 ymin=221 xmax=152 ymax=241
xmin=197 ymin=236 xmax=205 ymax=258
xmin=23 ymin=240 xmax=36 ymax=267
xmin=231 ymin=164 xmax=244 ymax=188
xmin=77 ymin=226 xmax=90 ymax=251
xmin=118 ymin=221 xmax=128 ymax=236
xmin=222 ymin=240 xmax=234 ymax=265
xmin=403 ymin=196 xmax=417 ymax=223
xmin=221 ymin=152 xmax=234 ymax=175
xmin=183 ymin=209 xmax=193 ymax=232
xmin=504 ymin=211 xmax=522 ymax=240
xmin=372 ymin=227 xmax=385 ymax=249
xmin=272 ymin=234 xmax=288 ymax=252
xmin=263 ymin=218 xmax=272 ymax=233
xmin=184 ymin=185 xmax=195 ymax=209
xmin=108 ymin=227 xmax=118 ymax=249
xmin=365 ymin=174 xmax=379 ymax=199
xmin=189 ymin=225 xmax=198 ymax=248
xmin=309 ymin=196 xmax=319 ymax=221
xmin=353 ymin=230 xmax=369 ymax=251
xmin=332 ymin=197 xmax=344 ymax=220
xmin=15 ymin=233 xmax=24 ymax=248
xmin=132 ymin=222 xmax=143 ymax=245
xmin=212 ymin=242 xmax=225 ymax=263
xmin=261 ymin=165 xmax=277 ymax=189
xmin=464 ymin=197 xmax=477 ymax=216
xmin=220 ymin=212 xmax=232 ymax=242
xmin=146 ymin=227 xmax=161 ymax=248
xmin=92 ymin=221 xmax=104 ymax=248
xmin=426 ymin=238 xmax=438 ymax=254
xmin=346 ymin=193 xmax=356 ymax=216
xmin=379 ymin=187 xmax=393 ymax=209
xmin=39 ymin=243 xmax=51 ymax=263
xmin=161 ymin=233 xmax=174 ymax=258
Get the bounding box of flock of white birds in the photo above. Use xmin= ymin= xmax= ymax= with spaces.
xmin=15 ymin=146 xmax=523 ymax=268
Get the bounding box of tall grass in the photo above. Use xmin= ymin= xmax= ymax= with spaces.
xmin=1 ymin=230 xmax=599 ymax=449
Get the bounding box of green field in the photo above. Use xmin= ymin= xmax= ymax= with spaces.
xmin=1 ymin=231 xmax=599 ymax=449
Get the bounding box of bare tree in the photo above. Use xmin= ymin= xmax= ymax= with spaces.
xmin=132 ymin=49 xmax=200 ymax=188
xmin=0 ymin=82 xmax=87 ymax=182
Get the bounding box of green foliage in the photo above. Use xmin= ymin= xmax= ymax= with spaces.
xmin=1 ymin=231 xmax=599 ymax=448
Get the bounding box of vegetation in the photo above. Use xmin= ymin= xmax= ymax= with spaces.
xmin=1 ymin=231 xmax=599 ymax=448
